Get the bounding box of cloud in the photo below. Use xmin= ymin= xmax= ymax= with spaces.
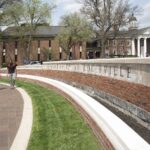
xmin=52 ymin=0 xmax=150 ymax=27
xmin=52 ymin=0 xmax=82 ymax=25
xmin=63 ymin=3 xmax=82 ymax=13
xmin=55 ymin=0 xmax=76 ymax=5
xmin=137 ymin=2 xmax=150 ymax=28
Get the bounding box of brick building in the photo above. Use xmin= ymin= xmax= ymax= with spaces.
xmin=0 ymin=14 xmax=150 ymax=67
xmin=0 ymin=25 xmax=86 ymax=66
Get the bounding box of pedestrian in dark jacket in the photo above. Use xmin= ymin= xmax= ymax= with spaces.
xmin=7 ymin=60 xmax=17 ymax=88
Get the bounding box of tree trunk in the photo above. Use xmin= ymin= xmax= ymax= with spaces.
xmin=100 ymin=39 xmax=106 ymax=58
xmin=26 ymin=34 xmax=32 ymax=62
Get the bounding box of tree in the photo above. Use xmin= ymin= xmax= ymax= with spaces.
xmin=79 ymin=0 xmax=139 ymax=58
xmin=56 ymin=12 xmax=93 ymax=59
xmin=0 ymin=0 xmax=22 ymax=26
xmin=3 ymin=0 xmax=54 ymax=61
xmin=0 ymin=0 xmax=22 ymax=8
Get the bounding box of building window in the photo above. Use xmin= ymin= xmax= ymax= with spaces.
xmin=2 ymin=49 xmax=6 ymax=63
xmin=38 ymin=53 xmax=40 ymax=61
xmin=127 ymin=40 xmax=131 ymax=46
xmin=3 ymin=41 xmax=6 ymax=49
xmin=38 ymin=40 xmax=40 ymax=48
xmin=37 ymin=48 xmax=40 ymax=61
xmin=15 ymin=55 xmax=17 ymax=62
xmin=80 ymin=51 xmax=82 ymax=59
xmin=120 ymin=41 xmax=124 ymax=46
xmin=59 ymin=53 xmax=62 ymax=60
xmin=107 ymin=40 xmax=110 ymax=46
xmin=69 ymin=52 xmax=72 ymax=59
xmin=59 ymin=47 xmax=62 ymax=60
xmin=49 ymin=40 xmax=51 ymax=47
xmin=79 ymin=43 xmax=82 ymax=59
xmin=15 ymin=49 xmax=18 ymax=62
xmin=113 ymin=40 xmax=116 ymax=46
xmin=15 ymin=41 xmax=18 ymax=49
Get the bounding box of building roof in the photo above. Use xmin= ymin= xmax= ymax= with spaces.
xmin=2 ymin=25 xmax=64 ymax=38
xmin=2 ymin=24 xmax=150 ymax=39
xmin=108 ymin=26 xmax=150 ymax=39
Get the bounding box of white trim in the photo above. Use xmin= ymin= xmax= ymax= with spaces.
xmin=1 ymin=74 xmax=149 ymax=150
xmin=38 ymin=48 xmax=40 ymax=54
xmin=132 ymin=39 xmax=135 ymax=55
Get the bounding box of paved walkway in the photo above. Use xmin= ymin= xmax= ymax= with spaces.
xmin=0 ymin=84 xmax=23 ymax=150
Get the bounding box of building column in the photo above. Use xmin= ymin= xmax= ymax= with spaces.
xmin=144 ymin=38 xmax=147 ymax=57
xmin=137 ymin=38 xmax=141 ymax=57
xmin=132 ymin=38 xmax=135 ymax=55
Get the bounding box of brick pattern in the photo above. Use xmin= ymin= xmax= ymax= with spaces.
xmin=17 ymin=69 xmax=150 ymax=112
xmin=0 ymin=39 xmax=86 ymax=66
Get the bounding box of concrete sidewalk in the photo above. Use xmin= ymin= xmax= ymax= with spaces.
xmin=0 ymin=84 xmax=23 ymax=150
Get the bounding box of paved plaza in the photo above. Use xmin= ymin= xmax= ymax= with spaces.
xmin=0 ymin=84 xmax=23 ymax=150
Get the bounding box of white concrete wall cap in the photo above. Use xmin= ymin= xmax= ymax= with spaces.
xmin=1 ymin=74 xmax=149 ymax=150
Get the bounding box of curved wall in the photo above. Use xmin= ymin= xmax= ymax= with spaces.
xmin=2 ymin=58 xmax=150 ymax=127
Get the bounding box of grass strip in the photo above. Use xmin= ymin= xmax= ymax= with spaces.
xmin=0 ymin=78 xmax=101 ymax=150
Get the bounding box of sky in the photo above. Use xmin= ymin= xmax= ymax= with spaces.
xmin=47 ymin=0 xmax=150 ymax=28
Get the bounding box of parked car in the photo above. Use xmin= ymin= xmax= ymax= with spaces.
xmin=30 ymin=61 xmax=41 ymax=65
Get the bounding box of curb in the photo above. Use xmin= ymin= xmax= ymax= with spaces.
xmin=0 ymin=83 xmax=33 ymax=150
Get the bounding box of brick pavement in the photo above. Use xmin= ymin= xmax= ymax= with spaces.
xmin=0 ymin=84 xmax=23 ymax=150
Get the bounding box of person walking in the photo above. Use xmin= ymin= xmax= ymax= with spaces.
xmin=7 ymin=60 xmax=17 ymax=88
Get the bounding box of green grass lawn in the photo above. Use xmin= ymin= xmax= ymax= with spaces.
xmin=0 ymin=78 xmax=101 ymax=150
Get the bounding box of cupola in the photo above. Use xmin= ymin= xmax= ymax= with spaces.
xmin=128 ymin=14 xmax=137 ymax=30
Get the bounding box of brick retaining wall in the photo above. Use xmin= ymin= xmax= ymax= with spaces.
xmin=17 ymin=69 xmax=150 ymax=112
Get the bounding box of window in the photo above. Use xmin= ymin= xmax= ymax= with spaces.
xmin=120 ymin=41 xmax=124 ymax=46
xmin=2 ymin=49 xmax=6 ymax=63
xmin=59 ymin=52 xmax=62 ymax=60
xmin=113 ymin=40 xmax=116 ymax=46
xmin=38 ymin=40 xmax=40 ymax=48
xmin=127 ymin=40 xmax=131 ymax=46
xmin=15 ymin=55 xmax=18 ymax=62
xmin=15 ymin=41 xmax=18 ymax=49
xmin=70 ymin=52 xmax=72 ymax=59
xmin=107 ymin=40 xmax=110 ymax=46
xmin=3 ymin=41 xmax=6 ymax=49
xmin=49 ymin=40 xmax=51 ymax=47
